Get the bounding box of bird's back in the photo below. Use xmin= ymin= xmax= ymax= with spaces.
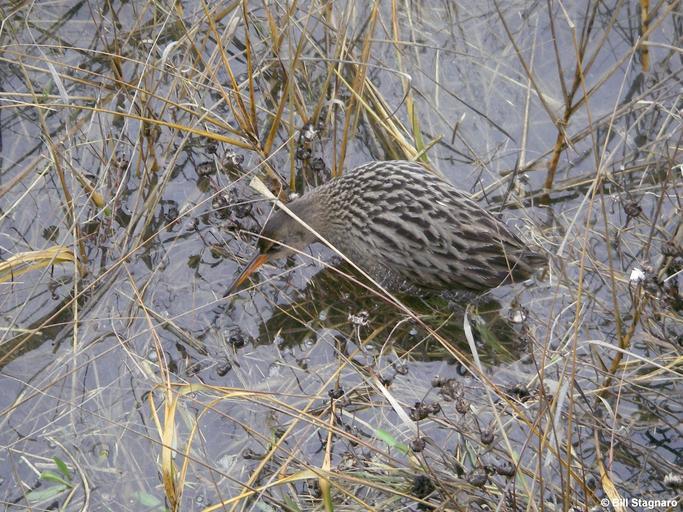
xmin=316 ymin=161 xmax=543 ymax=291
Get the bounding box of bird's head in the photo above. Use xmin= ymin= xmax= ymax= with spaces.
xmin=256 ymin=206 xmax=319 ymax=259
xmin=229 ymin=194 xmax=323 ymax=291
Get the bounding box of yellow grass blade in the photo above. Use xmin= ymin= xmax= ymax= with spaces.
xmin=0 ymin=247 xmax=81 ymax=283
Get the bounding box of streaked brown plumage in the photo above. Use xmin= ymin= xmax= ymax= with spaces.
xmin=232 ymin=160 xmax=545 ymax=292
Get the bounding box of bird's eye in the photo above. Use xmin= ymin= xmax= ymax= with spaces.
xmin=264 ymin=241 xmax=281 ymax=254
xmin=257 ymin=238 xmax=275 ymax=254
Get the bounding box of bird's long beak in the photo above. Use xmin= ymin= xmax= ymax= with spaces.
xmin=228 ymin=253 xmax=269 ymax=293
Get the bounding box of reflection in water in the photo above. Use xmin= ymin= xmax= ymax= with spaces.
xmin=252 ymin=260 xmax=530 ymax=366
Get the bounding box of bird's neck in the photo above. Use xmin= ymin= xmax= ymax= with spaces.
xmin=286 ymin=189 xmax=332 ymax=242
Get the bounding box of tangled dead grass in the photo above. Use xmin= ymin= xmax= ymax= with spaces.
xmin=0 ymin=1 xmax=681 ymax=510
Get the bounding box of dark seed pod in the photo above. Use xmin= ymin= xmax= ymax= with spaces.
xmin=216 ymin=359 xmax=232 ymax=377
xmin=227 ymin=332 xmax=246 ymax=348
xmin=392 ymin=360 xmax=409 ymax=375
xmin=496 ymin=461 xmax=516 ymax=477
xmin=310 ymin=157 xmax=326 ymax=173
xmin=431 ymin=376 xmax=446 ymax=388
xmin=411 ymin=474 xmax=435 ymax=498
xmin=197 ymin=162 xmax=216 ymax=178
xmin=186 ymin=362 xmax=201 ymax=376
xmin=306 ymin=479 xmax=322 ymax=498
xmin=220 ymin=151 xmax=244 ymax=173
xmin=164 ymin=205 xmax=179 ymax=224
xmin=623 ymin=201 xmax=642 ymax=218
xmin=467 ymin=469 xmax=488 ymax=487
xmin=295 ymin=146 xmax=312 ymax=161
xmin=212 ymin=194 xmax=230 ymax=216
xmin=509 ymin=383 xmax=532 ymax=402
xmin=409 ymin=402 xmax=431 ymax=422
xmin=328 ymin=387 xmax=344 ymax=399
xmin=241 ymin=448 xmax=264 ymax=460
xmin=410 ymin=437 xmax=426 ymax=452
xmin=455 ymin=398 xmax=469 ymax=414
xmin=480 ymin=428 xmax=494 ymax=445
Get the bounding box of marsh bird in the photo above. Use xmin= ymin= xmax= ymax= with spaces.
xmin=231 ymin=160 xmax=545 ymax=293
